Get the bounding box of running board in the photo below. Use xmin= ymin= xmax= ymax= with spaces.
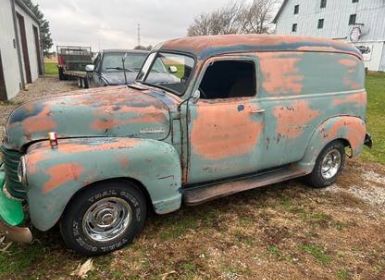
xmin=183 ymin=166 xmax=307 ymax=206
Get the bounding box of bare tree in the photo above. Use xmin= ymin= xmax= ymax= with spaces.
xmin=238 ymin=0 xmax=277 ymax=34
xmin=187 ymin=0 xmax=278 ymax=36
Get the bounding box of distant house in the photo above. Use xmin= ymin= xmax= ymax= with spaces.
xmin=0 ymin=0 xmax=43 ymax=101
xmin=273 ymin=0 xmax=385 ymax=71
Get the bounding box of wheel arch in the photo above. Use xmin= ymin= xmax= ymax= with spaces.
xmin=62 ymin=177 xmax=155 ymax=218
xmin=298 ymin=116 xmax=366 ymax=173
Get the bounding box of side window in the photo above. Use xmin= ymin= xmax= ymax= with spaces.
xmin=199 ymin=60 xmax=256 ymax=99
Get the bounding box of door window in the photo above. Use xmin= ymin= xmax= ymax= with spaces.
xmin=199 ymin=60 xmax=256 ymax=99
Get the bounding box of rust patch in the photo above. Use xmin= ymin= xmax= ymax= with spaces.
xmin=333 ymin=92 xmax=367 ymax=106
xmin=259 ymin=52 xmax=303 ymax=95
xmin=273 ymin=100 xmax=320 ymax=138
xmin=43 ymin=163 xmax=84 ymax=193
xmin=119 ymin=156 xmax=129 ymax=168
xmin=161 ymin=34 xmax=360 ymax=57
xmin=191 ymin=103 xmax=263 ymax=160
xmin=22 ymin=106 xmax=56 ymax=135
xmin=325 ymin=118 xmax=366 ymax=152
xmin=56 ymin=138 xmax=139 ymax=154
xmin=338 ymin=57 xmax=363 ymax=90
xmin=91 ymin=105 xmax=167 ymax=131
xmin=339 ymin=58 xmax=358 ymax=68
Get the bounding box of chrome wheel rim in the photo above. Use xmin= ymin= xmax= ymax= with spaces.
xmin=321 ymin=149 xmax=342 ymax=180
xmin=82 ymin=197 xmax=132 ymax=242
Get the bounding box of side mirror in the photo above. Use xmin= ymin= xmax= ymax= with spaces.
xmin=169 ymin=65 xmax=178 ymax=73
xmin=85 ymin=64 xmax=95 ymax=72
xmin=191 ymin=89 xmax=200 ymax=103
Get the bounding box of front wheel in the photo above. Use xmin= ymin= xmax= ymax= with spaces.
xmin=305 ymin=141 xmax=346 ymax=188
xmin=60 ymin=181 xmax=147 ymax=256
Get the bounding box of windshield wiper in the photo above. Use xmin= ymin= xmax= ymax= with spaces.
xmin=106 ymin=67 xmax=134 ymax=72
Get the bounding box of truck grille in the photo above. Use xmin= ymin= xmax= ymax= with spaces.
xmin=1 ymin=146 xmax=25 ymax=199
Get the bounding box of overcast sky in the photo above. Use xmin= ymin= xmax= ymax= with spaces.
xmin=34 ymin=0 xmax=281 ymax=52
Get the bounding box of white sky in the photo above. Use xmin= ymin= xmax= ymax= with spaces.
xmin=34 ymin=0 xmax=282 ymax=52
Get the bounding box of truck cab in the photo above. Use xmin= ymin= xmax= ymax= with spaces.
xmin=0 ymin=35 xmax=371 ymax=255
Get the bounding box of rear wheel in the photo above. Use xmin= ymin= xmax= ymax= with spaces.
xmin=305 ymin=141 xmax=346 ymax=188
xmin=60 ymin=181 xmax=147 ymax=256
xmin=58 ymin=67 xmax=65 ymax=80
xmin=77 ymin=78 xmax=84 ymax=88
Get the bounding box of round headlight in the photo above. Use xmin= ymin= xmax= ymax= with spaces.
xmin=17 ymin=156 xmax=28 ymax=185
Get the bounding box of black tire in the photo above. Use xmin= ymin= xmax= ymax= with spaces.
xmin=60 ymin=181 xmax=147 ymax=256
xmin=305 ymin=141 xmax=346 ymax=188
xmin=84 ymin=77 xmax=89 ymax=89
xmin=58 ymin=67 xmax=65 ymax=80
xmin=78 ymin=78 xmax=83 ymax=88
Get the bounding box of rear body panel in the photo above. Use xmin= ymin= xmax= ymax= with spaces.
xmin=184 ymin=50 xmax=366 ymax=184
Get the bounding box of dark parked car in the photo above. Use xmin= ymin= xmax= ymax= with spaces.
xmin=86 ymin=50 xmax=149 ymax=86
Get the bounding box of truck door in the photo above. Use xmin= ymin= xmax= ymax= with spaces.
xmin=186 ymin=56 xmax=265 ymax=184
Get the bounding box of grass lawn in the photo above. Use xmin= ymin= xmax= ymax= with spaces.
xmin=361 ymin=71 xmax=385 ymax=164
xmin=44 ymin=62 xmax=58 ymax=76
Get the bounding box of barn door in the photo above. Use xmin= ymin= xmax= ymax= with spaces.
xmin=17 ymin=13 xmax=32 ymax=83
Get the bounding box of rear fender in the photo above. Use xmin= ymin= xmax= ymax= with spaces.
xmin=298 ymin=116 xmax=366 ymax=172
xmin=24 ymin=138 xmax=182 ymax=231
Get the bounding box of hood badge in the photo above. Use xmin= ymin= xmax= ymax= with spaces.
xmin=139 ymin=128 xmax=166 ymax=134
xmin=48 ymin=132 xmax=58 ymax=149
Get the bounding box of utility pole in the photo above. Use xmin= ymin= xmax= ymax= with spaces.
xmin=137 ymin=24 xmax=141 ymax=47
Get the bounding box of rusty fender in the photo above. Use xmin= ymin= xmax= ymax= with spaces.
xmin=24 ymin=138 xmax=182 ymax=231
xmin=298 ymin=116 xmax=366 ymax=172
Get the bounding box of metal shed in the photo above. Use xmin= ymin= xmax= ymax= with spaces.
xmin=0 ymin=0 xmax=43 ymax=101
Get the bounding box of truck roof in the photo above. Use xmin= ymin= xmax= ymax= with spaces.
xmin=159 ymin=34 xmax=362 ymax=60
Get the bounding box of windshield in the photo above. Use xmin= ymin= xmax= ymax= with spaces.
xmin=137 ymin=52 xmax=195 ymax=95
xmin=102 ymin=52 xmax=147 ymax=72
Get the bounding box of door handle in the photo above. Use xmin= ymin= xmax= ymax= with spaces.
xmin=249 ymin=108 xmax=265 ymax=114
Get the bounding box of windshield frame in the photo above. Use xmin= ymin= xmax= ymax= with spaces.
xmin=101 ymin=52 xmax=148 ymax=73
xmin=136 ymin=51 xmax=197 ymax=96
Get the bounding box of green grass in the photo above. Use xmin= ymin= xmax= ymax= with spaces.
xmin=44 ymin=62 xmax=58 ymax=76
xmin=362 ymin=72 xmax=385 ymax=164
xmin=300 ymin=244 xmax=332 ymax=265
xmin=336 ymin=268 xmax=350 ymax=280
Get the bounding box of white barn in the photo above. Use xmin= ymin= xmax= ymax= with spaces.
xmin=273 ymin=0 xmax=385 ymax=71
xmin=0 ymin=0 xmax=43 ymax=101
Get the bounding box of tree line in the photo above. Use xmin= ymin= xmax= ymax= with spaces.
xmin=188 ymin=0 xmax=278 ymax=36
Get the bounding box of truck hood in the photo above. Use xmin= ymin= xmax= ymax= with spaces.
xmin=101 ymin=72 xmax=137 ymax=85
xmin=101 ymin=73 xmax=179 ymax=86
xmin=4 ymin=85 xmax=179 ymax=150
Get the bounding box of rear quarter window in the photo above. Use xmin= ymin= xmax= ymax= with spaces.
xmin=257 ymin=52 xmax=364 ymax=97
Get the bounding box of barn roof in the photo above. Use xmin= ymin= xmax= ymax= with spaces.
xmin=158 ymin=34 xmax=362 ymax=60
xmin=272 ymin=0 xmax=289 ymax=24
xmin=15 ymin=0 xmax=39 ymax=23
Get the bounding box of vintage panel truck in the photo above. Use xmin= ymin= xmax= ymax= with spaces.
xmin=0 ymin=35 xmax=372 ymax=255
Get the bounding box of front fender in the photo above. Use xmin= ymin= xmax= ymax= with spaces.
xmin=24 ymin=138 xmax=182 ymax=231
xmin=298 ymin=116 xmax=366 ymax=172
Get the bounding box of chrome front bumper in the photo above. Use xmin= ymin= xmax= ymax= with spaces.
xmin=364 ymin=133 xmax=373 ymax=148
xmin=0 ymin=162 xmax=33 ymax=244
xmin=0 ymin=219 xmax=32 ymax=243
